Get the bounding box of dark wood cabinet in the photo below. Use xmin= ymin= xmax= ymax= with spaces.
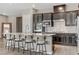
xmin=65 ymin=11 xmax=77 ymax=26
xmin=43 ymin=13 xmax=53 ymax=20
xmin=43 ymin=13 xmax=53 ymax=26
xmin=16 ymin=17 xmax=22 ymax=32
xmin=53 ymin=12 xmax=65 ymax=20
xmin=33 ymin=14 xmax=43 ymax=23
xmin=33 ymin=14 xmax=43 ymax=33
xmin=53 ymin=4 xmax=66 ymax=13
xmin=53 ymin=34 xmax=77 ymax=46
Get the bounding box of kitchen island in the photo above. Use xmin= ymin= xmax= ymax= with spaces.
xmin=45 ymin=32 xmax=77 ymax=46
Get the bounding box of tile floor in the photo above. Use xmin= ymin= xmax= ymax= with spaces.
xmin=0 ymin=39 xmax=78 ymax=55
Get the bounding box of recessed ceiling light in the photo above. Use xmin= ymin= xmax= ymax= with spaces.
xmin=58 ymin=7 xmax=63 ymax=10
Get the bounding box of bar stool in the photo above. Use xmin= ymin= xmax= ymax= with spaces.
xmin=3 ymin=34 xmax=7 ymax=48
xmin=23 ymin=35 xmax=35 ymax=55
xmin=4 ymin=34 xmax=14 ymax=50
xmin=13 ymin=33 xmax=25 ymax=52
xmin=35 ymin=36 xmax=47 ymax=55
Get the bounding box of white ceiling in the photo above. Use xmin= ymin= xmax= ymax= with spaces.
xmin=0 ymin=3 xmax=64 ymax=16
xmin=0 ymin=3 xmax=78 ymax=16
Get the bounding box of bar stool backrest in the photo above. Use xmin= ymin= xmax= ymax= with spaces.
xmin=14 ymin=33 xmax=21 ymax=40
xmin=20 ymin=33 xmax=26 ymax=40
xmin=25 ymin=35 xmax=33 ymax=42
xmin=34 ymin=35 xmax=46 ymax=44
xmin=6 ymin=34 xmax=11 ymax=39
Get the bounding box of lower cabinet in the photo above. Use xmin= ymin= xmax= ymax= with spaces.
xmin=53 ymin=34 xmax=77 ymax=46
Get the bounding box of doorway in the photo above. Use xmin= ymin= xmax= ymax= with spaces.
xmin=1 ymin=23 xmax=12 ymax=38
xmin=16 ymin=17 xmax=22 ymax=32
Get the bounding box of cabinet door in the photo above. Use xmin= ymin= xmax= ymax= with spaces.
xmin=37 ymin=14 xmax=42 ymax=23
xmin=71 ymin=12 xmax=77 ymax=26
xmin=33 ymin=14 xmax=43 ymax=32
xmin=65 ymin=12 xmax=71 ymax=26
xmin=53 ymin=13 xmax=65 ymax=20
xmin=43 ymin=13 xmax=52 ymax=20
xmin=65 ymin=11 xmax=77 ymax=26
xmin=33 ymin=14 xmax=42 ymax=23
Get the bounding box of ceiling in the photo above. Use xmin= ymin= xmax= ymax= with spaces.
xmin=0 ymin=3 xmax=63 ymax=16
xmin=0 ymin=3 xmax=77 ymax=16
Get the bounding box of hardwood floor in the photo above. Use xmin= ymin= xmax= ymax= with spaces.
xmin=0 ymin=39 xmax=24 ymax=55
xmin=54 ymin=44 xmax=77 ymax=55
xmin=0 ymin=39 xmax=78 ymax=55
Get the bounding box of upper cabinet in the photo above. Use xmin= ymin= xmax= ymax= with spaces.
xmin=53 ymin=4 xmax=66 ymax=13
xmin=43 ymin=13 xmax=53 ymax=20
xmin=33 ymin=14 xmax=43 ymax=23
xmin=53 ymin=12 xmax=65 ymax=20
xmin=53 ymin=4 xmax=66 ymax=20
xmin=33 ymin=14 xmax=43 ymax=33
xmin=65 ymin=11 xmax=77 ymax=26
xmin=53 ymin=10 xmax=77 ymax=26
xmin=43 ymin=13 xmax=53 ymax=26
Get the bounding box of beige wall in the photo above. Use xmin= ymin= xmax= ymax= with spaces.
xmin=0 ymin=15 xmax=8 ymax=38
xmin=8 ymin=16 xmax=16 ymax=33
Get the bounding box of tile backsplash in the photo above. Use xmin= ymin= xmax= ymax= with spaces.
xmin=47 ymin=19 xmax=77 ymax=33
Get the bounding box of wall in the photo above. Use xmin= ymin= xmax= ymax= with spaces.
xmin=22 ymin=10 xmax=33 ymax=33
xmin=0 ymin=15 xmax=8 ymax=38
xmin=8 ymin=16 xmax=16 ymax=32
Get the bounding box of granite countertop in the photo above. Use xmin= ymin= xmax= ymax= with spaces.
xmin=44 ymin=32 xmax=77 ymax=34
xmin=3 ymin=33 xmax=56 ymax=36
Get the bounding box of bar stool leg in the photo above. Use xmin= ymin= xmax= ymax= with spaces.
xmin=35 ymin=45 xmax=38 ymax=55
xmin=23 ymin=43 xmax=25 ymax=54
xmin=13 ymin=41 xmax=15 ymax=51
xmin=26 ymin=43 xmax=29 ymax=54
xmin=8 ymin=41 xmax=9 ymax=51
xmin=32 ymin=42 xmax=34 ymax=51
xmin=44 ymin=44 xmax=47 ymax=55
xmin=22 ymin=41 xmax=24 ymax=54
xmin=11 ymin=40 xmax=12 ymax=48
xmin=39 ymin=45 xmax=41 ymax=55
xmin=29 ymin=43 xmax=31 ymax=55
xmin=18 ymin=42 xmax=19 ymax=52
xmin=42 ymin=45 xmax=43 ymax=55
